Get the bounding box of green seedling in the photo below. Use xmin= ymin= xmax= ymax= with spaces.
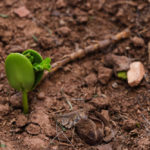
xmin=117 ymin=71 xmax=127 ymax=80
xmin=5 ymin=49 xmax=51 ymax=114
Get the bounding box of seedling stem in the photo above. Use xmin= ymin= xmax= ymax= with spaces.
xmin=22 ymin=91 xmax=28 ymax=114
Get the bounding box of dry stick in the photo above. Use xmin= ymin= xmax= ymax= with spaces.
xmin=43 ymin=28 xmax=131 ymax=80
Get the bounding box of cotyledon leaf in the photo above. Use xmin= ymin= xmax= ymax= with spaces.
xmin=5 ymin=53 xmax=35 ymax=91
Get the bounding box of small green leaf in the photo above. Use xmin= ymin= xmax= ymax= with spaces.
xmin=33 ymin=58 xmax=51 ymax=72
xmin=117 ymin=71 xmax=127 ymax=80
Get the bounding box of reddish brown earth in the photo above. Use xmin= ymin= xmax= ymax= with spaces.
xmin=0 ymin=0 xmax=150 ymax=150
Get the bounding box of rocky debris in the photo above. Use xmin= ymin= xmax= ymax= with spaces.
xmin=23 ymin=137 xmax=48 ymax=150
xmin=16 ymin=114 xmax=28 ymax=127
xmin=123 ymin=119 xmax=137 ymax=131
xmin=131 ymin=36 xmax=145 ymax=47
xmin=39 ymin=37 xmax=63 ymax=49
xmin=29 ymin=110 xmax=55 ymax=137
xmin=98 ymin=66 xmax=113 ymax=84
xmin=85 ymin=73 xmax=97 ymax=86
xmin=56 ymin=109 xmax=87 ymax=129
xmin=10 ymin=93 xmax=22 ymax=108
xmin=75 ymin=119 xmax=104 ymax=145
xmin=56 ymin=0 xmax=66 ymax=8
xmin=56 ymin=26 xmax=71 ymax=36
xmin=0 ymin=103 xmax=9 ymax=116
xmin=90 ymin=96 xmax=109 ymax=109
xmin=37 ymin=91 xmax=45 ymax=100
xmin=127 ymin=61 xmax=145 ymax=87
xmin=14 ymin=6 xmax=30 ymax=18
xmin=104 ymin=54 xmax=133 ymax=73
xmin=26 ymin=123 xmax=41 ymax=135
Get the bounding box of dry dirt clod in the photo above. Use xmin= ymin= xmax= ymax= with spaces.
xmin=14 ymin=6 xmax=30 ymax=18
xmin=127 ymin=61 xmax=145 ymax=87
xmin=37 ymin=91 xmax=45 ymax=100
xmin=98 ymin=66 xmax=113 ymax=85
xmin=100 ymin=110 xmax=110 ymax=123
xmin=75 ymin=118 xmax=104 ymax=145
xmin=131 ymin=36 xmax=145 ymax=47
xmin=56 ymin=26 xmax=71 ymax=36
xmin=90 ymin=97 xmax=109 ymax=109
xmin=94 ymin=144 xmax=112 ymax=150
xmin=10 ymin=93 xmax=22 ymax=108
xmin=104 ymin=54 xmax=133 ymax=73
xmin=0 ymin=103 xmax=9 ymax=116
xmin=26 ymin=123 xmax=41 ymax=135
xmin=85 ymin=73 xmax=97 ymax=86
xmin=123 ymin=119 xmax=137 ymax=131
xmin=16 ymin=114 xmax=27 ymax=127
xmin=23 ymin=137 xmax=49 ymax=150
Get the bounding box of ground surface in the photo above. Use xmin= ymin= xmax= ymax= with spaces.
xmin=0 ymin=0 xmax=150 ymax=150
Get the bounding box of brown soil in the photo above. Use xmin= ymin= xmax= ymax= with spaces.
xmin=0 ymin=0 xmax=150 ymax=150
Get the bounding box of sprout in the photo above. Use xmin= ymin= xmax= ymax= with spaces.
xmin=5 ymin=49 xmax=51 ymax=114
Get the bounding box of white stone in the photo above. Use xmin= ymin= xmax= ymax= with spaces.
xmin=127 ymin=61 xmax=145 ymax=87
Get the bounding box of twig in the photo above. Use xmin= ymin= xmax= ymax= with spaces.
xmin=42 ymin=28 xmax=130 ymax=80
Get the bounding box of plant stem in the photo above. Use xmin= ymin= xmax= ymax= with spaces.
xmin=22 ymin=91 xmax=28 ymax=114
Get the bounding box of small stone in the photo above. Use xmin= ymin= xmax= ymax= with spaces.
xmin=0 ymin=103 xmax=9 ymax=116
xmin=57 ymin=26 xmax=71 ymax=36
xmin=127 ymin=61 xmax=145 ymax=87
xmin=112 ymin=82 xmax=118 ymax=88
xmin=104 ymin=54 xmax=132 ymax=72
xmin=37 ymin=91 xmax=45 ymax=100
xmin=14 ymin=6 xmax=30 ymax=18
xmin=56 ymin=0 xmax=66 ymax=8
xmin=75 ymin=119 xmax=103 ymax=145
xmin=85 ymin=73 xmax=97 ymax=86
xmin=90 ymin=97 xmax=109 ymax=109
xmin=123 ymin=119 xmax=137 ymax=131
xmin=26 ymin=123 xmax=41 ymax=135
xmin=101 ymin=110 xmax=110 ymax=123
xmin=131 ymin=36 xmax=145 ymax=47
xmin=16 ymin=114 xmax=27 ymax=127
xmin=98 ymin=66 xmax=112 ymax=84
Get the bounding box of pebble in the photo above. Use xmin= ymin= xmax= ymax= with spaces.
xmin=112 ymin=82 xmax=118 ymax=88
xmin=127 ymin=61 xmax=145 ymax=87
xmin=75 ymin=119 xmax=103 ymax=145
xmin=14 ymin=6 xmax=30 ymax=18
xmin=98 ymin=66 xmax=113 ymax=85
xmin=131 ymin=36 xmax=145 ymax=47
xmin=85 ymin=73 xmax=97 ymax=86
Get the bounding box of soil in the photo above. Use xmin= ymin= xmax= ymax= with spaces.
xmin=0 ymin=0 xmax=150 ymax=150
